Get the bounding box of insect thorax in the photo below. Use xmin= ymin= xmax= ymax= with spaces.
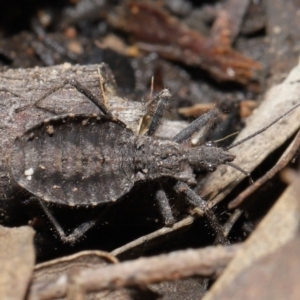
xmin=133 ymin=136 xmax=196 ymax=184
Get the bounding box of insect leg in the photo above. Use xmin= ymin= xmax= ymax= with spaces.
xmin=30 ymin=76 xmax=113 ymax=117
xmin=156 ymin=188 xmax=175 ymax=226
xmin=174 ymin=182 xmax=229 ymax=245
xmin=139 ymin=89 xmax=171 ymax=136
xmin=66 ymin=78 xmax=113 ymax=117
xmin=37 ymin=198 xmax=96 ymax=244
xmin=172 ymin=108 xmax=219 ymax=144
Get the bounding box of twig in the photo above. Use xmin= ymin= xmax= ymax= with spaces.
xmin=228 ymin=129 xmax=300 ymax=209
xmin=111 ymin=215 xmax=195 ymax=257
xmin=223 ymin=209 xmax=244 ymax=237
xmin=211 ymin=0 xmax=250 ymax=45
xmin=29 ymin=244 xmax=240 ymax=300
xmin=200 ymin=63 xmax=300 ymax=207
xmin=108 ymin=1 xmax=260 ymax=85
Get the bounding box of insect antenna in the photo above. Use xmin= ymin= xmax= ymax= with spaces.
xmin=225 ymin=101 xmax=300 ymax=151
xmin=214 ymin=131 xmax=239 ymax=144
xmin=226 ymin=162 xmax=253 ymax=184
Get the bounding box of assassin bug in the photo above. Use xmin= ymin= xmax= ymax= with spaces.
xmin=9 ymin=75 xmax=300 ymax=244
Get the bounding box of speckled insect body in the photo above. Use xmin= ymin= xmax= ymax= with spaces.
xmin=10 ymin=113 xmax=233 ymax=207
xmin=8 ymin=78 xmax=237 ymax=243
xmin=9 ymin=78 xmax=299 ymax=244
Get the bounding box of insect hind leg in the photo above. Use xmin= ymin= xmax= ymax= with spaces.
xmin=65 ymin=78 xmax=113 ymax=117
xmin=22 ymin=72 xmax=113 ymax=117
xmin=37 ymin=198 xmax=97 ymax=244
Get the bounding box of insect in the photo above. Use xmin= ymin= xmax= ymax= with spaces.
xmin=9 ymin=76 xmax=300 ymax=244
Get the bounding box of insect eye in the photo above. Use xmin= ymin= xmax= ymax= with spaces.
xmin=205 ymin=141 xmax=217 ymax=147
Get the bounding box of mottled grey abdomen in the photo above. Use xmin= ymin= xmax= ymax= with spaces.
xmin=10 ymin=115 xmax=136 ymax=206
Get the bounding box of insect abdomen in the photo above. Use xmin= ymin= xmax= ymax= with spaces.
xmin=10 ymin=115 xmax=136 ymax=206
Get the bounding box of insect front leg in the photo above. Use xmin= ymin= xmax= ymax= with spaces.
xmin=174 ymin=182 xmax=229 ymax=245
xmin=172 ymin=108 xmax=219 ymax=144
xmin=138 ymin=89 xmax=171 ymax=136
xmin=37 ymin=198 xmax=97 ymax=244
